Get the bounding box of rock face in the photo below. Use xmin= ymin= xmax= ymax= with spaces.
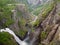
xmin=16 ymin=4 xmax=35 ymax=21
xmin=28 ymin=1 xmax=60 ymax=45
xmin=40 ymin=2 xmax=60 ymax=45
xmin=27 ymin=0 xmax=41 ymax=6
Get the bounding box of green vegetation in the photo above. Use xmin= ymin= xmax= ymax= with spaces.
xmin=56 ymin=0 xmax=60 ymax=2
xmin=40 ymin=25 xmax=51 ymax=41
xmin=39 ymin=44 xmax=42 ymax=45
xmin=58 ymin=13 xmax=60 ymax=16
xmin=41 ymin=31 xmax=47 ymax=40
xmin=17 ymin=11 xmax=23 ymax=17
xmin=49 ymin=41 xmax=60 ymax=45
xmin=0 ymin=32 xmax=18 ymax=45
xmin=32 ymin=19 xmax=40 ymax=27
xmin=49 ymin=41 xmax=56 ymax=45
xmin=19 ymin=30 xmax=27 ymax=38
xmin=42 ymin=2 xmax=54 ymax=18
xmin=18 ymin=17 xmax=26 ymax=27
xmin=0 ymin=0 xmax=16 ymax=27
xmin=18 ymin=17 xmax=27 ymax=38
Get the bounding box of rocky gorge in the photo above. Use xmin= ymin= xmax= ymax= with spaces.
xmin=0 ymin=0 xmax=60 ymax=45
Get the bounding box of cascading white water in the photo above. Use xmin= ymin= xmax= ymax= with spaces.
xmin=0 ymin=28 xmax=28 ymax=45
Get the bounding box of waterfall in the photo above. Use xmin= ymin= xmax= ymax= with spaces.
xmin=0 ymin=28 xmax=28 ymax=45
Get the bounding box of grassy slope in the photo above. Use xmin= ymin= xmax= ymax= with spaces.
xmin=0 ymin=0 xmax=16 ymax=28
xmin=0 ymin=32 xmax=18 ymax=45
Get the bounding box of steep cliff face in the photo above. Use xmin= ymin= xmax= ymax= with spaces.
xmin=27 ymin=0 xmax=60 ymax=45
xmin=32 ymin=0 xmax=60 ymax=45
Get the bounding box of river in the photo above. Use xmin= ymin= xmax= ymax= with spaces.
xmin=0 ymin=28 xmax=29 ymax=45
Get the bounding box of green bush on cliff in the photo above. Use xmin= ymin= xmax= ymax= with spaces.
xmin=19 ymin=30 xmax=27 ymax=38
xmin=41 ymin=31 xmax=47 ymax=40
xmin=0 ymin=32 xmax=18 ymax=45
xmin=32 ymin=19 xmax=40 ymax=27
xmin=18 ymin=20 xmax=27 ymax=38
